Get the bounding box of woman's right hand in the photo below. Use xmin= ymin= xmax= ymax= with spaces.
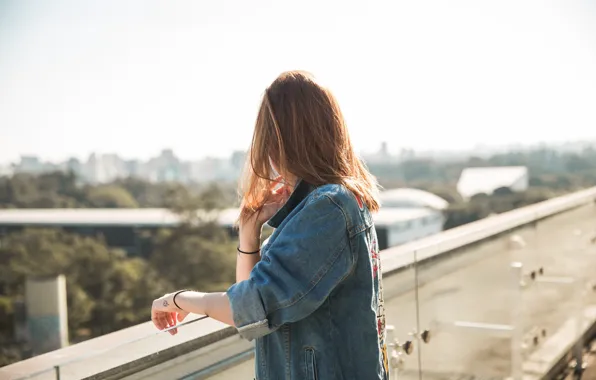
xmin=241 ymin=177 xmax=292 ymax=233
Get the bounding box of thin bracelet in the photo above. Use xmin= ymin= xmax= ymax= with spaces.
xmin=237 ymin=246 xmax=260 ymax=255
xmin=172 ymin=289 xmax=190 ymax=310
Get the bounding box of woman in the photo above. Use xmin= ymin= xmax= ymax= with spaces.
xmin=151 ymin=71 xmax=388 ymax=380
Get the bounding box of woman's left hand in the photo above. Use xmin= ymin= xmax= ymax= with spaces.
xmin=151 ymin=292 xmax=189 ymax=335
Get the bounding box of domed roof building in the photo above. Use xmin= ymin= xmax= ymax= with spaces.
xmin=379 ymin=188 xmax=449 ymax=210
xmin=373 ymin=188 xmax=448 ymax=250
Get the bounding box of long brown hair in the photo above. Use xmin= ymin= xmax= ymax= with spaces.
xmin=239 ymin=70 xmax=379 ymax=222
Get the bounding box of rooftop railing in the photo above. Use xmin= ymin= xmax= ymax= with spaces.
xmin=2 ymin=187 xmax=596 ymax=380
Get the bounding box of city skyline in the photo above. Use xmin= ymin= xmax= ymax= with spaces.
xmin=2 ymin=137 xmax=595 ymax=165
xmin=2 ymin=137 xmax=595 ymax=183
xmin=0 ymin=148 xmax=249 ymax=183
xmin=1 ymin=1 xmax=596 ymax=163
xmin=3 ymin=136 xmax=596 ymax=163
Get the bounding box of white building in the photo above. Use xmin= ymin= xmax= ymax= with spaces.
xmin=379 ymin=188 xmax=449 ymax=210
xmin=0 ymin=164 xmax=13 ymax=176
xmin=83 ymin=154 xmax=129 ymax=183
xmin=375 ymin=188 xmax=448 ymax=249
xmin=457 ymin=166 xmax=529 ymax=200
xmin=133 ymin=149 xmax=185 ymax=183
xmin=0 ymin=208 xmax=239 ymax=228
xmin=190 ymin=157 xmax=237 ymax=182
xmin=373 ymin=207 xmax=444 ymax=250
xmin=14 ymin=156 xmax=45 ymax=174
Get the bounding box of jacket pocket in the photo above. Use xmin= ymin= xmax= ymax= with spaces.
xmin=304 ymin=347 xmax=318 ymax=380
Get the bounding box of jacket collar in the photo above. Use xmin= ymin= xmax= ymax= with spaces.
xmin=267 ymin=179 xmax=317 ymax=228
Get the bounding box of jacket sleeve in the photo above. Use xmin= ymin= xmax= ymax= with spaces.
xmin=226 ymin=193 xmax=354 ymax=341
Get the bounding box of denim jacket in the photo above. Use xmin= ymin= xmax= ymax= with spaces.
xmin=227 ymin=181 xmax=388 ymax=380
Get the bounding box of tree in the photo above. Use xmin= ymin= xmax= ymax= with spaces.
xmin=0 ymin=171 xmax=84 ymax=209
xmin=150 ymin=185 xmax=238 ymax=291
xmin=493 ymin=186 xmax=513 ymax=196
xmin=470 ymin=192 xmax=490 ymax=202
xmin=86 ymin=185 xmax=139 ymax=208
xmin=564 ymin=154 xmax=593 ymax=172
xmin=0 ymin=229 xmax=170 ymax=340
xmin=150 ymin=226 xmax=236 ymax=291
xmin=0 ymin=173 xmax=243 ymax=366
xmin=443 ymin=202 xmax=491 ymax=230
xmin=114 ymin=178 xmax=182 ymax=208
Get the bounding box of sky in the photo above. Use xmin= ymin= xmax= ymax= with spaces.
xmin=0 ymin=0 xmax=595 ymax=163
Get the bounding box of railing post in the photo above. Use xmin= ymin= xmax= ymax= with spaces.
xmin=510 ymin=262 xmax=524 ymax=380
xmin=54 ymin=365 xmax=60 ymax=380
xmin=572 ymin=229 xmax=585 ymax=376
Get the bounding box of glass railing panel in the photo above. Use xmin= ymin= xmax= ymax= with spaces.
xmin=416 ymin=203 xmax=596 ymax=380
xmin=382 ymin=250 xmax=420 ymax=379
xmin=128 ymin=334 xmax=252 ymax=380
xmin=200 ymin=355 xmax=255 ymax=380
xmin=416 ymin=229 xmax=525 ymax=379
xmin=520 ymin=203 xmax=596 ymax=376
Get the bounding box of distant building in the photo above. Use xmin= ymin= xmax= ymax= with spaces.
xmin=6 ymin=150 xmax=248 ymax=184
xmin=230 ymin=150 xmax=247 ymax=170
xmin=190 ymin=156 xmax=239 ymax=182
xmin=456 ymin=166 xmax=529 ymax=200
xmin=80 ymin=153 xmax=129 ymax=183
xmin=82 ymin=153 xmax=99 ymax=182
xmin=65 ymin=158 xmax=83 ymax=176
xmin=373 ymin=207 xmax=444 ymax=250
xmin=136 ymin=149 xmax=185 ymax=182
xmin=0 ymin=164 xmax=13 ymax=176
xmin=363 ymin=142 xmax=401 ymax=164
xmin=0 ymin=193 xmax=446 ymax=254
xmin=375 ymin=188 xmax=448 ymax=249
xmin=14 ymin=156 xmax=45 ymax=174
xmin=96 ymin=154 xmax=129 ymax=183
xmin=0 ymin=208 xmax=239 ymax=257
xmin=398 ymin=148 xmax=415 ymax=160
xmin=124 ymin=159 xmax=142 ymax=178
xmin=379 ymin=188 xmax=449 ymax=210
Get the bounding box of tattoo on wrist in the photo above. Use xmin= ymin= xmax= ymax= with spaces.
xmin=163 ymin=300 xmax=169 ymax=307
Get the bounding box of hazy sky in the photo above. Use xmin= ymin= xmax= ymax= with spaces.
xmin=1 ymin=0 xmax=595 ymax=163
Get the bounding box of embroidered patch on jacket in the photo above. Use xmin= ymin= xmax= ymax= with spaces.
xmin=355 ymin=194 xmax=364 ymax=210
xmin=370 ymin=235 xmax=388 ymax=375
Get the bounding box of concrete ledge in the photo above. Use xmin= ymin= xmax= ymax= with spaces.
xmin=86 ymin=323 xmax=237 ymax=380
xmin=382 ymin=187 xmax=596 ymax=273
xmin=122 ymin=335 xmax=253 ymax=380
xmin=1 ymin=317 xmax=235 ymax=380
